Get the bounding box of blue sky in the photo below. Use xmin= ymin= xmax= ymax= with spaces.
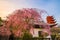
xmin=0 ymin=0 xmax=60 ymax=24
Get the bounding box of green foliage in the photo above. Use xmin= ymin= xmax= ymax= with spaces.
xmin=51 ymin=35 xmax=56 ymax=40
xmin=0 ymin=17 xmax=3 ymax=26
xmin=22 ymin=31 xmax=33 ymax=40
xmin=51 ymin=27 xmax=60 ymax=33
xmin=51 ymin=27 xmax=60 ymax=38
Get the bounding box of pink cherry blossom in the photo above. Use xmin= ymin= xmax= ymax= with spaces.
xmin=0 ymin=8 xmax=50 ymax=37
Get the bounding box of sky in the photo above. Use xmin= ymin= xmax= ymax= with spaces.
xmin=0 ymin=0 xmax=60 ymax=24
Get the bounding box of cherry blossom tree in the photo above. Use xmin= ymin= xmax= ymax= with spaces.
xmin=0 ymin=8 xmax=50 ymax=37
